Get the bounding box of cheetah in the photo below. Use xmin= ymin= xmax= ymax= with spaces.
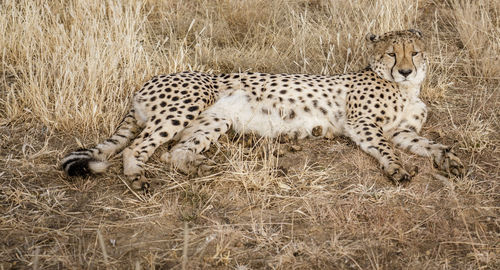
xmin=61 ymin=29 xmax=465 ymax=190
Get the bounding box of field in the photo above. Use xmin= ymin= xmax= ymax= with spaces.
xmin=0 ymin=0 xmax=499 ymax=269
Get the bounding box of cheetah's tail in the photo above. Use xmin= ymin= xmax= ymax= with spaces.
xmin=61 ymin=148 xmax=111 ymax=177
xmin=61 ymin=108 xmax=141 ymax=177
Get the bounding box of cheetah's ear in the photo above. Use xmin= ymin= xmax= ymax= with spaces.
xmin=365 ymin=33 xmax=379 ymax=42
xmin=408 ymin=29 xmax=423 ymax=38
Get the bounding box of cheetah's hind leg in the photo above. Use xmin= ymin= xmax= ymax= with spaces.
xmin=161 ymin=107 xmax=232 ymax=177
xmin=122 ymin=121 xmax=187 ymax=191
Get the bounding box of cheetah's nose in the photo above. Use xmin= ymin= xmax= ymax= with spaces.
xmin=398 ymin=69 xmax=413 ymax=77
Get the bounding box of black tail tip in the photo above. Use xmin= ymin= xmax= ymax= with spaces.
xmin=64 ymin=158 xmax=93 ymax=177
xmin=61 ymin=149 xmax=95 ymax=177
xmin=61 ymin=149 xmax=109 ymax=177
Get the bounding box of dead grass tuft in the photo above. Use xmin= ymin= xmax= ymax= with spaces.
xmin=451 ymin=0 xmax=500 ymax=80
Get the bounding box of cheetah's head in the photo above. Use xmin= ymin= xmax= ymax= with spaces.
xmin=366 ymin=29 xmax=427 ymax=86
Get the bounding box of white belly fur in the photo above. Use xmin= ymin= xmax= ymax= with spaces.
xmin=208 ymin=90 xmax=343 ymax=139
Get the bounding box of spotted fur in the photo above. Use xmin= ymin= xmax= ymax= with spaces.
xmin=61 ymin=29 xmax=465 ymax=189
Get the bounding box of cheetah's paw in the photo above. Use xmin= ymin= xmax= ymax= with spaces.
xmin=433 ymin=148 xmax=465 ymax=177
xmin=129 ymin=175 xmax=150 ymax=192
xmin=161 ymin=149 xmax=215 ymax=177
xmin=386 ymin=163 xmax=412 ymax=184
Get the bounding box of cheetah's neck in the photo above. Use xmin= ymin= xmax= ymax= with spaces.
xmin=398 ymin=81 xmax=422 ymax=100
xmin=367 ymin=65 xmax=423 ymax=100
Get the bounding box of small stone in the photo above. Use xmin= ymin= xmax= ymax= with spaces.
xmin=287 ymin=144 xmax=302 ymax=152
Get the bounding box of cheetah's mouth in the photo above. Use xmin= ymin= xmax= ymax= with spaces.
xmin=394 ymin=73 xmax=415 ymax=83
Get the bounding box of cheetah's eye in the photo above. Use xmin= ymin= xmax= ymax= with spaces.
xmin=387 ymin=53 xmax=396 ymax=57
xmin=412 ymin=51 xmax=419 ymax=56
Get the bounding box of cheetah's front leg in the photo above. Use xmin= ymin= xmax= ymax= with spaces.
xmin=390 ymin=129 xmax=465 ymax=177
xmin=161 ymin=108 xmax=231 ymax=176
xmin=346 ymin=119 xmax=413 ymax=183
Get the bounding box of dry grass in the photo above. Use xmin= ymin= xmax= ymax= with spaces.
xmin=0 ymin=0 xmax=499 ymax=269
